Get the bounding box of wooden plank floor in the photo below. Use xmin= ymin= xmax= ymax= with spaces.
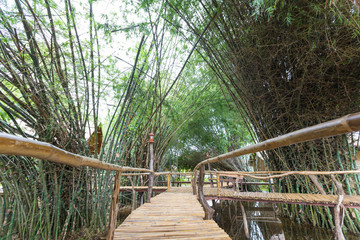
xmin=114 ymin=191 xmax=231 ymax=239
xmin=170 ymin=187 xmax=360 ymax=208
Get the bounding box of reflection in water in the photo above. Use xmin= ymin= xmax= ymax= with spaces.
xmin=213 ymin=200 xmax=358 ymax=240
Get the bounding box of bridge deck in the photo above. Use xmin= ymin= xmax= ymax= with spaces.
xmin=114 ymin=191 xmax=230 ymax=239
xmin=170 ymin=187 xmax=360 ymax=208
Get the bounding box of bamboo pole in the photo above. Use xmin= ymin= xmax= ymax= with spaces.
xmin=239 ymin=202 xmax=250 ymax=239
xmin=107 ymin=171 xmax=122 ymax=240
xmin=216 ymin=173 xmax=220 ymax=197
xmin=220 ymin=170 xmax=360 ymax=180
xmin=198 ymin=165 xmax=214 ymax=219
xmin=192 ymin=171 xmax=197 ymax=195
xmin=127 ymin=176 xmax=136 ymax=211
xmin=0 ymin=133 xmax=152 ymax=173
xmin=167 ymin=174 xmax=171 ymax=190
xmin=147 ymin=138 xmax=154 ymax=203
xmin=331 ymin=175 xmax=345 ymax=240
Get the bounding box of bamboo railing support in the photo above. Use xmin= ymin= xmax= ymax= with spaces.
xmin=240 ymin=202 xmax=250 ymax=239
xmin=127 ymin=176 xmax=136 ymax=211
xmin=167 ymin=174 xmax=171 ymax=190
xmin=331 ymin=175 xmax=345 ymax=240
xmin=208 ymin=163 xmax=214 ymax=188
xmin=191 ymin=174 xmax=193 ymax=189
xmin=147 ymin=136 xmax=154 ymax=203
xmin=107 ymin=171 xmax=122 ymax=240
xmin=235 ymin=176 xmax=240 ymax=192
xmin=216 ymin=173 xmax=220 ymax=197
xmin=198 ymin=165 xmax=214 ymax=219
xmin=192 ymin=171 xmax=197 ymax=195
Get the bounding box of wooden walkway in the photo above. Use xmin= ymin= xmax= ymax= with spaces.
xmin=114 ymin=191 xmax=230 ymax=239
xmin=171 ymin=187 xmax=360 ymax=208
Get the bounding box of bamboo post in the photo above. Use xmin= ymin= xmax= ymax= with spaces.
xmin=147 ymin=133 xmax=155 ymax=203
xmin=216 ymin=173 xmax=220 ymax=197
xmin=198 ymin=165 xmax=215 ymax=219
xmin=331 ymin=175 xmax=345 ymax=240
xmin=191 ymin=174 xmax=193 ymax=189
xmin=240 ymin=202 xmax=250 ymax=239
xmin=107 ymin=171 xmax=122 ymax=240
xmin=235 ymin=176 xmax=240 ymax=192
xmin=167 ymin=173 xmax=171 ymax=190
xmin=127 ymin=176 xmax=136 ymax=211
xmin=192 ymin=171 xmax=197 ymax=195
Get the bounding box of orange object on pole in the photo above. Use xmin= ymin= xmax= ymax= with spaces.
xmin=148 ymin=133 xmax=155 ymax=143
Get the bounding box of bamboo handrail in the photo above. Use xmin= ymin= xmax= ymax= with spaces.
xmin=194 ymin=112 xmax=360 ymax=171
xmin=193 ymin=112 xmax=360 ymax=222
xmin=0 ymin=133 xmax=152 ymax=173
xmin=214 ymin=170 xmax=360 ymax=180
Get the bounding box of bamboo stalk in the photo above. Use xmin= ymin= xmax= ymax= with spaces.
xmin=107 ymin=171 xmax=122 ymax=240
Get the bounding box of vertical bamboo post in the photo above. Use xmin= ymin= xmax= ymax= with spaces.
xmin=198 ymin=165 xmax=215 ymax=219
xmin=235 ymin=176 xmax=239 ymax=192
xmin=240 ymin=202 xmax=250 ymax=239
xmin=147 ymin=133 xmax=154 ymax=203
xmin=216 ymin=173 xmax=220 ymax=197
xmin=191 ymin=174 xmax=193 ymax=189
xmin=127 ymin=176 xmax=136 ymax=211
xmin=167 ymin=173 xmax=171 ymax=190
xmin=331 ymin=175 xmax=345 ymax=240
xmin=192 ymin=170 xmax=198 ymax=195
xmin=107 ymin=171 xmax=122 ymax=240
xmin=208 ymin=163 xmax=213 ymax=188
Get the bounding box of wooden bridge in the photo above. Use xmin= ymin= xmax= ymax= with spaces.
xmin=1 ymin=113 xmax=360 ymax=240
xmin=114 ymin=189 xmax=230 ymax=239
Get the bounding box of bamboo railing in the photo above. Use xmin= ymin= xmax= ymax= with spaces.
xmin=0 ymin=133 xmax=152 ymax=173
xmin=192 ymin=112 xmax=360 ymax=240
xmin=0 ymin=132 xmax=151 ymax=240
xmin=1 ymin=112 xmax=360 ymax=240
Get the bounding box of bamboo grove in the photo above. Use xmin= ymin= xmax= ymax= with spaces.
xmin=161 ymin=0 xmax=360 ymax=235
xmin=1 ymin=0 xmax=360 ymax=239
xmin=0 ymin=0 xmax=227 ymax=238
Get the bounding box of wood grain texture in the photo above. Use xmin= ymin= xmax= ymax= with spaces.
xmin=114 ymin=191 xmax=230 ymax=239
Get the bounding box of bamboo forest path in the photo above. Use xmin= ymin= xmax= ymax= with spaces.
xmin=114 ymin=185 xmax=360 ymax=240
xmin=1 ymin=113 xmax=360 ymax=239
xmin=114 ymin=189 xmax=230 ymax=240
